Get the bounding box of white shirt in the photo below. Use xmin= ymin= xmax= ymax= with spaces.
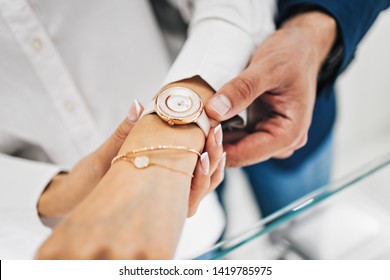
xmin=0 ymin=0 xmax=275 ymax=259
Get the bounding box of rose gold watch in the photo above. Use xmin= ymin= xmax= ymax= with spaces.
xmin=141 ymin=87 xmax=211 ymax=136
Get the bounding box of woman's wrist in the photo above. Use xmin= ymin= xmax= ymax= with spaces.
xmin=117 ymin=114 xmax=202 ymax=172
xmin=108 ymin=160 xmax=191 ymax=196
xmin=117 ymin=76 xmax=216 ymax=172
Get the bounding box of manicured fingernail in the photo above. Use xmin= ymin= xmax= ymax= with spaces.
xmin=214 ymin=124 xmax=223 ymax=146
xmin=208 ymin=94 xmax=231 ymax=117
xmin=218 ymin=152 xmax=226 ymax=172
xmin=200 ymin=152 xmax=210 ymax=175
xmin=127 ymin=99 xmax=142 ymax=123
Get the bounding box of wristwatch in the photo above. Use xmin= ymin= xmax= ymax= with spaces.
xmin=141 ymin=87 xmax=211 ymax=136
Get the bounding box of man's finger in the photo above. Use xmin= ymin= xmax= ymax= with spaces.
xmin=273 ymin=133 xmax=308 ymax=159
xmin=273 ymin=150 xmax=294 ymax=159
xmin=223 ymin=130 xmax=249 ymax=144
xmin=205 ymin=68 xmax=267 ymax=121
xmin=224 ymin=119 xmax=291 ymax=168
xmin=224 ymin=132 xmax=273 ymax=167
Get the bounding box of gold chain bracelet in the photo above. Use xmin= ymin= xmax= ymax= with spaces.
xmin=111 ymin=145 xmax=201 ymax=177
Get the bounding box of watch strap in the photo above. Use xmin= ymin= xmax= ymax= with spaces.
xmin=195 ymin=110 xmax=211 ymax=136
xmin=140 ymin=100 xmax=156 ymax=118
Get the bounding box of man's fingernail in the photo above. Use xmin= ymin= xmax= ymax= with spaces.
xmin=127 ymin=99 xmax=142 ymax=123
xmin=208 ymin=94 xmax=231 ymax=117
xmin=214 ymin=124 xmax=223 ymax=146
xmin=200 ymin=152 xmax=210 ymax=175
xmin=218 ymin=152 xmax=226 ymax=172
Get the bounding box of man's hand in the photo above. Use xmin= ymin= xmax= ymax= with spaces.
xmin=205 ymin=12 xmax=337 ymax=167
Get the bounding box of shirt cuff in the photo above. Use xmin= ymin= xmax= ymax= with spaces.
xmin=0 ymin=154 xmax=60 ymax=259
xmin=163 ymin=19 xmax=263 ymax=90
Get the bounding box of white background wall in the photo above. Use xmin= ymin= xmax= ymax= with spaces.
xmin=333 ymin=9 xmax=390 ymax=177
xmin=222 ymin=9 xmax=390 ymax=258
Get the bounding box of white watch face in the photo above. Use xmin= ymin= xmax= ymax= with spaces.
xmin=156 ymin=87 xmax=203 ymax=124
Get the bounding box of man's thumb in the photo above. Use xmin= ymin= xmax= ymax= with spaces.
xmin=205 ymin=71 xmax=261 ymax=121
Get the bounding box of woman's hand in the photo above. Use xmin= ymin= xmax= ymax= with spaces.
xmin=38 ymin=102 xmax=224 ymax=219
xmin=35 ymin=124 xmax=224 ymax=259
xmin=37 ymin=100 xmax=144 ymax=217
xmin=188 ymin=124 xmax=225 ymax=217
xmin=36 ymin=76 xmax=225 ymax=259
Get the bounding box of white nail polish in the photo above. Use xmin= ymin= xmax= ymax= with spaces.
xmin=214 ymin=124 xmax=223 ymax=146
xmin=134 ymin=98 xmax=142 ymax=117
xmin=127 ymin=99 xmax=142 ymax=123
xmin=200 ymin=152 xmax=210 ymax=175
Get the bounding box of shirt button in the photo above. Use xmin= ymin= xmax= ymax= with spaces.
xmin=64 ymin=100 xmax=76 ymax=112
xmin=32 ymin=38 xmax=43 ymax=51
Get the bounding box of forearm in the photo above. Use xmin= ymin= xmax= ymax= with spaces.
xmin=101 ymin=76 xmax=216 ymax=257
xmin=278 ymin=0 xmax=390 ymax=73
xmin=280 ymin=11 xmax=337 ymax=68
xmin=91 ymin=163 xmax=190 ymax=258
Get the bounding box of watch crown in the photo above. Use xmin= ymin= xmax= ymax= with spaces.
xmin=168 ymin=120 xmax=175 ymax=126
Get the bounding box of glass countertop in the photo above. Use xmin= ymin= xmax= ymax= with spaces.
xmin=197 ymin=151 xmax=390 ymax=260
